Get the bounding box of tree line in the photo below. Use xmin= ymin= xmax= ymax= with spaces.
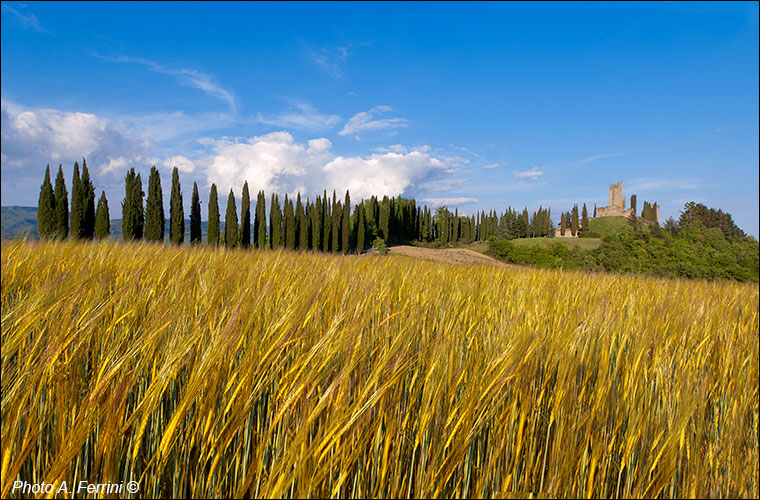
xmin=36 ymin=162 xmax=659 ymax=251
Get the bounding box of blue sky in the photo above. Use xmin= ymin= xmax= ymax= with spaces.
xmin=2 ymin=1 xmax=758 ymax=235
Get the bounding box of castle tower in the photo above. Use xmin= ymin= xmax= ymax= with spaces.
xmin=609 ymin=181 xmax=625 ymax=210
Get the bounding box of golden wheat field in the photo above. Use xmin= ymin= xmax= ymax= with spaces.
xmin=1 ymin=240 xmax=758 ymax=498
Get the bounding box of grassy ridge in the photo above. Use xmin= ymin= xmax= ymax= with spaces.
xmin=1 ymin=241 xmax=758 ymax=498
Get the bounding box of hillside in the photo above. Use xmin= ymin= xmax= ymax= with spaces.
xmin=0 ymin=206 xmax=37 ymax=240
xmin=588 ymin=215 xmax=629 ymax=238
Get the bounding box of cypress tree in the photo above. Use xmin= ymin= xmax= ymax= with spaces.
xmin=322 ymin=191 xmax=330 ymax=251
xmin=240 ymin=181 xmax=251 ymax=248
xmin=70 ymin=162 xmax=83 ymax=238
xmin=296 ymin=193 xmax=307 ymax=250
xmin=560 ymin=211 xmax=566 ymax=236
xmin=254 ymin=190 xmax=266 ymax=248
xmin=95 ymin=191 xmax=110 ymax=240
xmin=282 ymin=194 xmax=290 ymax=249
xmin=593 ymin=204 xmax=597 ymax=218
xmin=37 ymin=165 xmax=56 ymax=239
xmin=270 ymin=193 xmax=282 ymax=248
xmin=342 ymin=191 xmax=350 ymax=253
xmin=581 ymin=203 xmax=589 ymax=233
xmin=121 ymin=168 xmax=144 ymax=241
xmin=190 ymin=182 xmax=202 ymax=245
xmin=379 ymin=195 xmax=390 ymax=242
xmin=81 ymin=160 xmax=96 ymax=239
xmin=225 ymin=188 xmax=238 ymax=247
xmin=170 ymin=167 xmax=184 ymax=245
xmin=144 ymin=166 xmax=164 ymax=241
xmin=313 ymin=197 xmax=322 ymax=251
xmin=357 ymin=202 xmax=366 ymax=252
xmin=332 ymin=201 xmax=341 ymax=253
xmin=136 ymin=173 xmax=145 ymax=239
xmin=630 ymin=194 xmax=637 ymax=217
xmin=571 ymin=205 xmax=579 ymax=236
xmin=208 ymin=184 xmax=220 ymax=246
xmin=121 ymin=168 xmax=137 ymax=241
xmin=284 ymin=195 xmax=296 ymax=250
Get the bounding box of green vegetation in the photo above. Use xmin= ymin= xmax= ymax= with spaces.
xmin=240 ymin=182 xmax=251 ymax=248
xmin=94 ymin=191 xmax=110 ymax=240
xmin=170 ymin=167 xmax=185 ymax=245
xmin=224 ymin=188 xmax=238 ymax=248
xmin=36 ymin=167 xmax=55 ymax=239
xmin=144 ymin=166 xmax=165 ymax=242
xmin=53 ymin=165 xmax=68 ymax=240
xmin=121 ymin=168 xmax=144 ymax=241
xmin=207 ymin=184 xmax=219 ymax=246
xmin=489 ymin=209 xmax=759 ymax=281
xmin=587 ymin=215 xmax=628 ymax=238
xmin=511 ymin=236 xmax=603 ymax=251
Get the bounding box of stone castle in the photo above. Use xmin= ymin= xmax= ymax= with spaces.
xmin=596 ymin=181 xmax=634 ymax=218
xmin=554 ymin=181 xmax=658 ymax=238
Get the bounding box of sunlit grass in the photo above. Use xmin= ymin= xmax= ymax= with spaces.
xmin=2 ymin=240 xmax=757 ymax=498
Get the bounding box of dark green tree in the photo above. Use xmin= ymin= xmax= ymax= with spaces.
xmin=240 ymin=181 xmax=251 ymax=248
xmin=630 ymin=194 xmax=637 ymax=217
xmin=560 ymin=211 xmax=567 ymax=236
xmin=54 ymin=165 xmax=69 ymax=239
xmin=70 ymin=162 xmax=83 ymax=238
xmin=254 ymin=190 xmax=266 ymax=248
xmin=94 ymin=191 xmax=110 ymax=240
xmin=322 ymin=191 xmax=331 ymax=251
xmin=594 ymin=204 xmax=597 ymax=218
xmin=342 ymin=190 xmax=351 ymax=253
xmin=357 ymin=202 xmax=366 ymax=252
xmin=284 ymin=195 xmax=296 ymax=250
xmin=296 ymin=193 xmax=307 ymax=250
xmin=379 ymin=195 xmax=390 ymax=242
xmin=312 ymin=197 xmax=322 ymax=251
xmin=571 ymin=205 xmax=579 ymax=236
xmin=225 ymin=188 xmax=238 ymax=247
xmin=81 ymin=160 xmax=96 ymax=239
xmin=208 ymin=184 xmax=220 ymax=246
xmin=37 ymin=165 xmax=56 ymax=239
xmin=121 ymin=168 xmax=144 ymax=241
xmin=190 ymin=182 xmax=202 ymax=245
xmin=270 ymin=193 xmax=282 ymax=248
xmin=170 ymin=167 xmax=184 ymax=245
xmin=144 ymin=166 xmax=165 ymax=242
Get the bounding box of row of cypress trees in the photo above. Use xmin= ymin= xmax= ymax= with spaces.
xmin=39 ymin=163 xmax=657 ymax=249
xmin=37 ymin=161 xmax=111 ymax=240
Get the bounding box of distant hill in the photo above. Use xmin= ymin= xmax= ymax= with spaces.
xmin=1 ymin=206 xmax=38 ymax=240
xmin=2 ymin=206 xmax=210 ymax=243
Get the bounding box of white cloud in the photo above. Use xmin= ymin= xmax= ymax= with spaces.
xmin=421 ymin=197 xmax=478 ymax=207
xmin=2 ymin=4 xmax=50 ymax=34
xmin=483 ymin=163 xmax=500 ymax=169
xmin=258 ymin=104 xmax=340 ymax=131
xmin=93 ymin=54 xmax=236 ymax=112
xmin=562 ymin=152 xmax=630 ymax=167
xmin=1 ymin=99 xmax=149 ymax=173
xmin=514 ymin=167 xmax=543 ymax=181
xmin=372 ymin=144 xmax=408 ymax=154
xmin=309 ymin=45 xmax=351 ymax=78
xmin=162 ymin=155 xmax=196 ymax=173
xmin=339 ymin=106 xmax=409 ymax=138
xmin=204 ymin=132 xmax=450 ymax=201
